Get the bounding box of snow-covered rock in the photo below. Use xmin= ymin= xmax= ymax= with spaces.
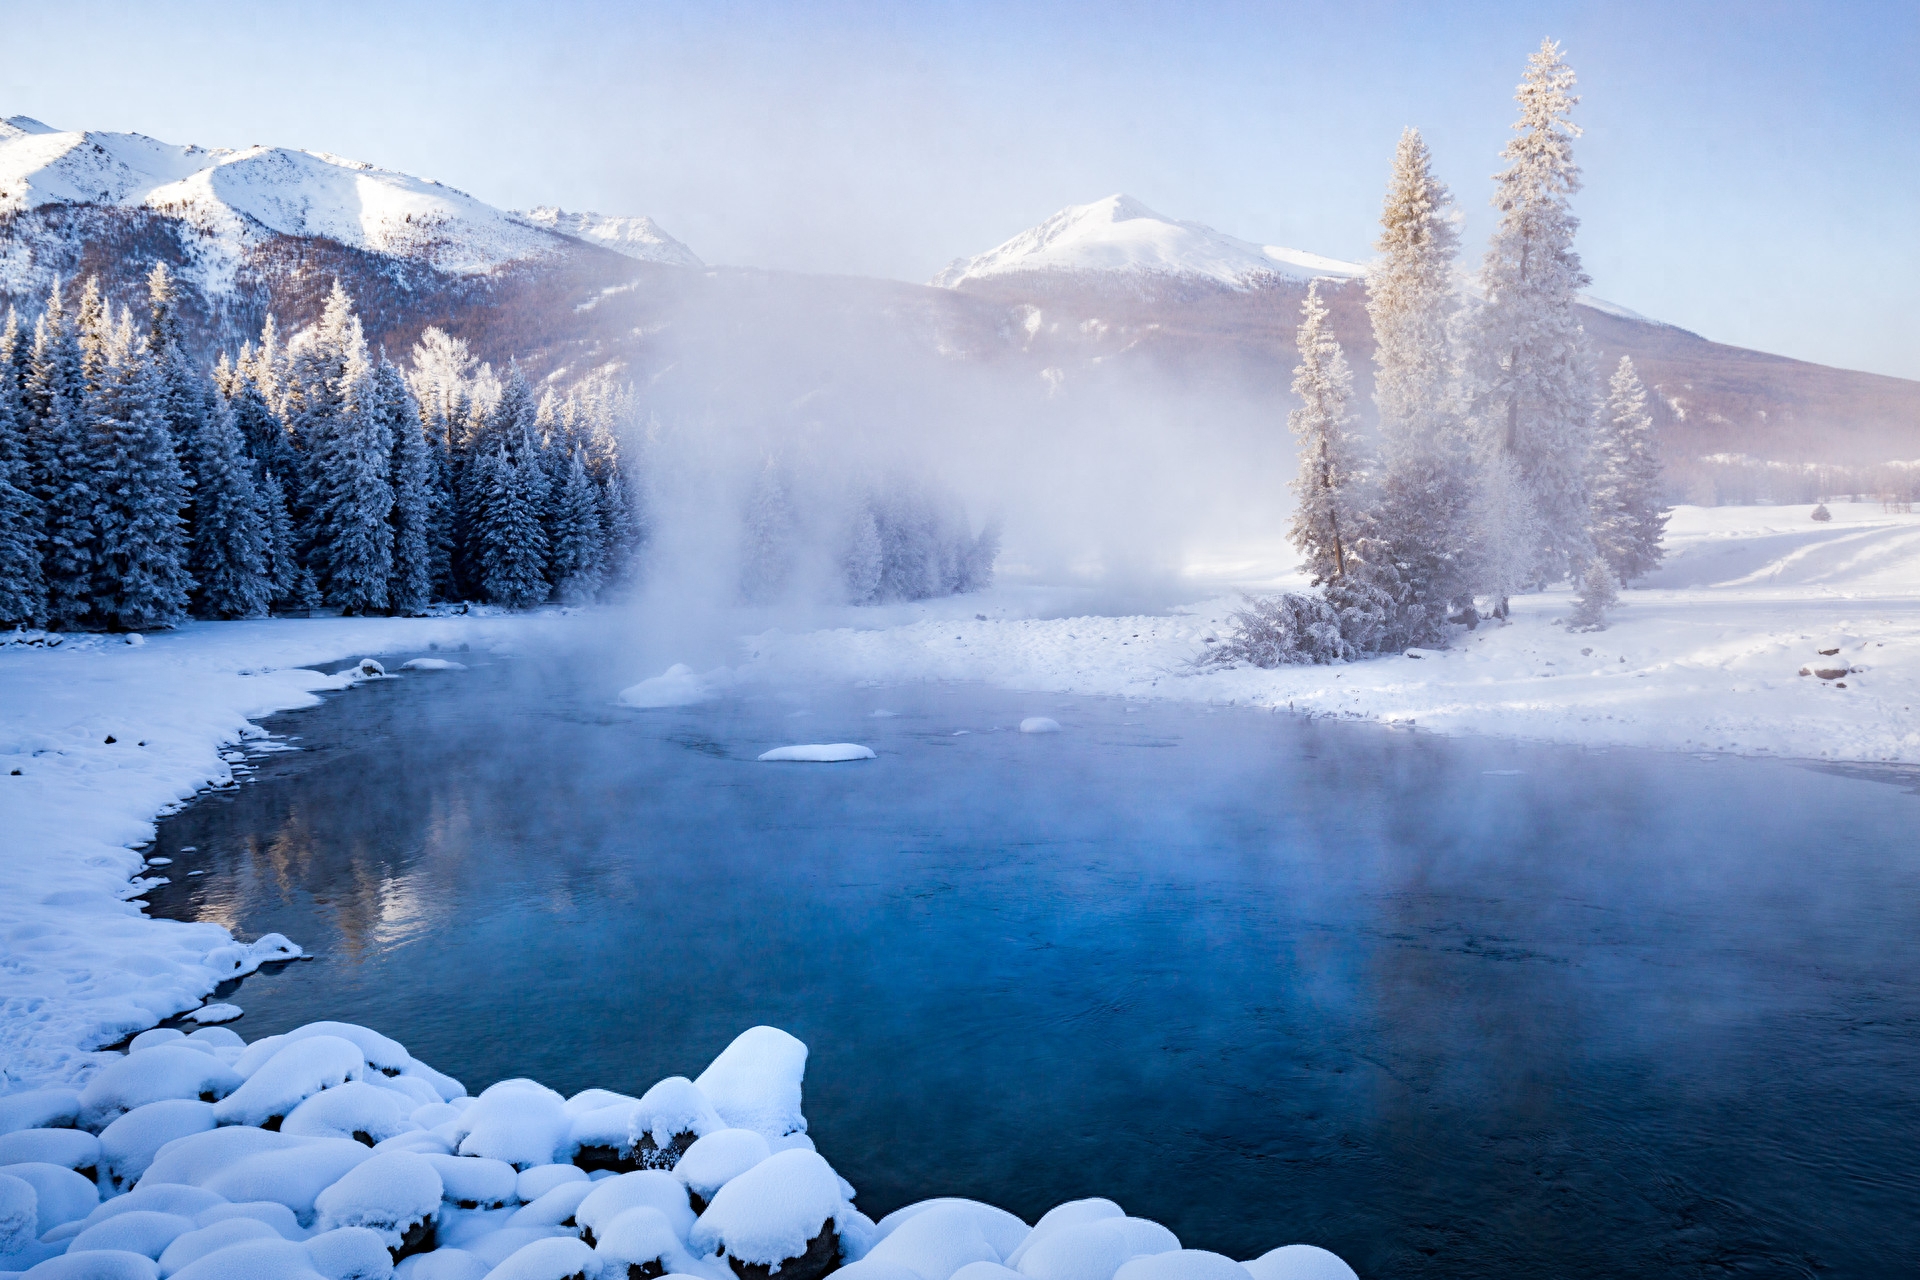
xmin=1017 ymin=717 xmax=1060 ymax=734
xmin=1239 ymin=1244 xmax=1359 ymax=1280
xmin=281 ymin=1082 xmax=412 ymax=1145
xmin=672 ymin=1128 xmax=771 ymax=1206
xmin=214 ymin=1037 xmax=365 ymax=1127
xmin=0 ymin=1090 xmax=82 ymax=1137
xmin=0 ymin=1161 xmax=96 ymax=1234
xmin=304 ymin=1225 xmax=395 ymax=1280
xmin=688 ymin=1148 xmax=849 ymax=1272
xmin=97 ymin=1103 xmax=217 ymax=1192
xmin=0 ymin=1129 xmax=99 ymax=1175
xmin=455 ymin=1082 xmax=569 ymax=1171
xmin=157 ymin=1217 xmax=285 ymax=1274
xmin=615 ymin=664 xmax=731 ymax=710
xmin=692 ymin=1027 xmax=808 ymax=1142
xmin=573 ymin=1171 xmax=692 ymax=1245
xmin=312 ymin=1151 xmax=443 ymax=1248
xmin=626 ymin=1077 xmax=722 ymax=1164
xmin=757 ymin=743 xmax=876 ymax=762
xmin=589 ymin=1205 xmax=703 ymax=1275
xmin=421 ymin=1156 xmax=517 ymax=1211
xmin=64 ymin=1209 xmax=197 ymax=1260
xmin=78 ymin=1049 xmax=241 ymax=1130
xmin=932 ymin=195 xmax=1364 ymax=291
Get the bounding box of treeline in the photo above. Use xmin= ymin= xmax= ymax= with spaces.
xmin=1669 ymin=453 xmax=1920 ymax=508
xmin=1215 ymin=39 xmax=1667 ymax=664
xmin=0 ymin=272 xmax=640 ymax=631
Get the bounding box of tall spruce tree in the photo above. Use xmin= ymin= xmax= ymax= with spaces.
xmin=189 ymin=387 xmax=272 ymax=619
xmin=1465 ymin=39 xmax=1597 ymax=588
xmin=1588 ymin=355 xmax=1668 ymax=582
xmin=90 ymin=311 xmax=193 ymax=630
xmin=1286 ymin=282 xmax=1364 ymax=586
xmin=474 ymin=444 xmax=550 ymax=606
xmin=1363 ymin=127 xmax=1476 ymax=641
xmin=27 ymin=280 xmax=96 ymax=628
xmin=0 ymin=311 xmax=47 ymax=626
xmin=303 ymin=317 xmax=394 ymax=613
xmin=378 ymin=358 xmax=435 ymax=615
xmin=547 ymin=447 xmax=606 ymax=604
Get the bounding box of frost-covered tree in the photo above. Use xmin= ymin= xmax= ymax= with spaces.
xmin=255 ymin=466 xmax=309 ymax=609
xmin=90 ymin=312 xmax=193 ymax=630
xmin=302 ymin=313 xmax=394 ymax=614
xmin=739 ymin=458 xmax=796 ymax=603
xmin=1364 ymin=127 xmax=1477 ymax=642
xmin=0 ymin=311 xmax=47 ymax=627
xmin=473 ymin=444 xmax=550 ymax=606
xmin=188 ymin=388 xmax=272 ymax=619
xmin=1474 ymin=455 xmax=1539 ymax=618
xmin=27 ymin=280 xmax=96 ymax=628
xmin=1464 ymin=38 xmax=1597 ymax=586
xmin=1286 ymin=282 xmax=1364 ymax=585
xmin=1588 ymin=355 xmax=1667 ymax=582
xmin=377 ymin=359 xmax=435 ymax=615
xmin=1568 ymin=556 xmax=1618 ymax=631
xmin=547 ymin=448 xmax=607 ymax=605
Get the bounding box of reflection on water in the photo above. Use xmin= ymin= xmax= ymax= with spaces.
xmin=147 ymin=657 xmax=1920 ymax=1276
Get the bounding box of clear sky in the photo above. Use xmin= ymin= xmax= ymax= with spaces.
xmin=5 ymin=0 xmax=1916 ymax=378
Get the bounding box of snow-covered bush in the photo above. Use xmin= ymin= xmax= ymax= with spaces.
xmin=1202 ymin=593 xmax=1352 ymax=667
xmin=1811 ymin=502 xmax=1832 ymax=521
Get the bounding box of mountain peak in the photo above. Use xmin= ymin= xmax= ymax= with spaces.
xmin=1 ymin=115 xmax=58 ymax=140
xmin=933 ymin=194 xmax=1365 ymax=290
xmin=515 ymin=206 xmax=703 ymax=268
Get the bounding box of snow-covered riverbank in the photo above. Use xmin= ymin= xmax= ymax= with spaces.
xmin=753 ymin=504 xmax=1920 ymax=765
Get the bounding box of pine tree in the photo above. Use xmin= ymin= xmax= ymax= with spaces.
xmin=1286 ymin=282 xmax=1364 ymax=586
xmin=1364 ymin=127 xmax=1476 ymax=643
xmin=255 ymin=466 xmax=309 ymax=609
xmin=842 ymin=504 xmax=883 ymax=603
xmin=547 ymin=448 xmax=606 ymax=605
xmin=0 ymin=310 xmax=47 ymax=627
xmin=1474 ymin=455 xmax=1539 ymax=618
xmin=27 ymin=280 xmax=96 ymax=628
xmin=1568 ymin=556 xmax=1619 ymax=631
xmin=377 ymin=358 xmax=434 ymax=615
xmin=1588 ymin=355 xmax=1668 ymax=582
xmin=740 ymin=458 xmax=796 ymax=603
xmin=188 ymin=388 xmax=272 ymax=619
xmin=90 ymin=312 xmax=193 ymax=630
xmin=474 ymin=444 xmax=550 ymax=606
xmin=303 ymin=316 xmax=394 ymax=613
xmin=1464 ymin=38 xmax=1597 ymax=586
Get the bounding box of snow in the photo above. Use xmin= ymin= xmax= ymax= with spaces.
xmin=63 ymin=1210 xmax=194 ymax=1259
xmin=1238 ymin=1246 xmax=1357 ymax=1280
xmin=97 ymin=1104 xmax=217 ymax=1192
xmin=0 ymin=1132 xmax=98 ymax=1175
xmin=627 ymin=1078 xmax=722 ymax=1155
xmin=1016 ymin=718 xmax=1060 ymax=734
xmin=183 ymin=1008 xmax=241 ymax=1027
xmin=574 ymin=1172 xmax=693 ymax=1244
xmin=691 ymin=1028 xmax=808 ymax=1142
xmin=156 ymin=1218 xmax=283 ymax=1274
xmin=455 ymin=1082 xmax=570 ymax=1171
xmin=0 ymin=612 xmax=562 ymax=1092
xmin=589 ymin=1206 xmax=700 ymax=1274
xmin=616 ymin=663 xmax=732 ymax=709
xmin=0 ymin=1173 xmax=37 ymax=1255
xmin=280 ymin=1083 xmax=410 ymax=1145
xmin=0 ymin=1163 xmax=95 ymax=1235
xmin=421 ymin=1155 xmax=517 ymax=1210
xmin=1112 ymin=1253 xmax=1248 ymax=1280
xmin=511 ymin=1167 xmax=585 ymax=1206
xmin=76 ymin=1050 xmax=239 ymax=1132
xmin=0 ymin=124 xmax=697 ymax=285
xmin=686 ymin=1148 xmax=847 ymax=1266
xmin=213 ymin=1037 xmax=366 ymax=1127
xmin=18 ymin=1253 xmax=162 ymax=1279
xmin=672 ymin=1130 xmax=770 ymax=1203
xmin=933 ymin=195 xmax=1366 ymax=291
xmin=399 ymin=659 xmax=466 ymax=672
xmin=513 ymin=207 xmax=703 ymax=268
xmin=754 ymin=505 xmax=1920 ymax=765
xmin=755 ymin=744 xmax=875 ymax=762
xmin=302 ymin=1225 xmax=393 ymax=1280
xmin=312 ymin=1151 xmax=442 ymax=1246
xmin=473 ymin=1235 xmax=594 ymax=1280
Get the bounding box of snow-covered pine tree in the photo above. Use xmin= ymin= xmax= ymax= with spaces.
xmin=474 ymin=444 xmax=550 ymax=607
xmin=739 ymin=458 xmax=796 ymax=604
xmin=546 ymin=448 xmax=607 ymax=605
xmin=1567 ymin=555 xmax=1619 ymax=631
xmin=302 ymin=312 xmax=394 ymax=613
xmin=90 ymin=311 xmax=193 ymax=630
xmin=1365 ymin=126 xmax=1476 ymax=643
xmin=187 ymin=387 xmax=272 ymax=619
xmin=0 ymin=310 xmax=47 ymax=627
xmin=1473 ymin=455 xmax=1539 ymax=618
xmin=1464 ymin=38 xmax=1598 ymax=587
xmin=255 ymin=466 xmax=308 ymax=609
xmin=1588 ymin=355 xmax=1668 ymax=582
xmin=376 ymin=358 xmax=434 ymax=615
xmin=26 ymin=279 xmax=96 ymax=628
xmin=842 ymin=503 xmax=883 ymax=604
xmin=1286 ymin=282 xmax=1364 ymax=586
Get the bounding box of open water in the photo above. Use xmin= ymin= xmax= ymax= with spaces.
xmin=145 ymin=653 xmax=1920 ymax=1276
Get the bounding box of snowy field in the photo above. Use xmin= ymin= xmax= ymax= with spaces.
xmin=752 ymin=503 xmax=1920 ymax=765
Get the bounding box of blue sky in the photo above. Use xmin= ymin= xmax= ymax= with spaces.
xmin=6 ymin=0 xmax=1916 ymax=378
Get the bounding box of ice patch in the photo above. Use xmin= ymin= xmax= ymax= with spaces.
xmin=756 ymin=744 xmax=875 ymax=762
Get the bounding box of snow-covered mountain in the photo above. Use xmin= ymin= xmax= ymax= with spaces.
xmin=932 ymin=194 xmax=1366 ymax=291
xmin=515 ymin=206 xmax=702 ymax=268
xmin=0 ymin=114 xmax=698 ymax=290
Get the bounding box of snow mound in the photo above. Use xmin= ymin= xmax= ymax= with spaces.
xmin=400 ymin=659 xmax=467 ymax=672
xmin=616 ymin=664 xmax=731 ymax=709
xmin=688 ymin=1147 xmax=849 ymax=1267
xmin=420 ymin=1154 xmax=516 ymax=1209
xmin=1240 ymin=1244 xmax=1359 ymax=1280
xmin=157 ymin=1218 xmax=284 ymax=1274
xmin=475 ymin=1235 xmax=594 ymax=1280
xmin=672 ymin=1129 xmax=771 ymax=1203
xmin=0 ymin=1161 xmax=96 ymax=1234
xmin=627 ymin=1078 xmax=722 ymax=1158
xmin=932 ymin=195 xmax=1365 ymax=291
xmin=0 ymin=1129 xmax=99 ymax=1174
xmin=281 ymin=1082 xmax=411 ymax=1144
xmin=693 ymin=1028 xmax=809 ymax=1141
xmin=313 ymin=1150 xmax=441 ymax=1247
xmin=187 ymin=1006 xmax=243 ymax=1026
xmin=304 ymin=1224 xmax=394 ymax=1280
xmin=456 ymin=1082 xmax=569 ymax=1170
xmin=590 ymin=1206 xmax=701 ymax=1275
xmin=0 ymin=1171 xmax=38 ymax=1255
xmin=17 ymin=1252 xmax=162 ymax=1279
xmin=574 ymin=1171 xmax=693 ymax=1244
xmin=0 ymin=1090 xmax=81 ymax=1136
xmin=214 ymin=1037 xmax=365 ymax=1127
xmin=64 ymin=1209 xmax=195 ymax=1258
xmin=78 ymin=1048 xmax=241 ymax=1130
xmin=98 ymin=1101 xmax=217 ymax=1191
xmin=1018 ymin=718 xmax=1061 ymax=734
xmin=514 ymin=207 xmax=703 ymax=268
xmin=756 ymin=744 xmax=875 ymax=762
xmin=1113 ymin=1251 xmax=1248 ymax=1280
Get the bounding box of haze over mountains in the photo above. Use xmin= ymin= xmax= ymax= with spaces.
xmin=3 ymin=114 xmax=1915 ymax=503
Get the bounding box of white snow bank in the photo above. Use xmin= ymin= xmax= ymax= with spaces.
xmin=755 ymin=743 xmax=875 ymax=762
xmin=0 ymin=612 xmax=566 ymax=1091
xmin=752 ymin=504 xmax=1920 ymax=766
xmin=615 ymin=664 xmax=732 ymax=709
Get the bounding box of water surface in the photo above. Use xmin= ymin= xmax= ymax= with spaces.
xmin=146 ymin=655 xmax=1920 ymax=1276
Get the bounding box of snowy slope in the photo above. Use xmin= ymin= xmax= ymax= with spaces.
xmin=932 ymin=194 xmax=1366 ymax=290
xmin=515 ymin=205 xmax=703 ymax=267
xmin=0 ymin=115 xmax=697 ymax=281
